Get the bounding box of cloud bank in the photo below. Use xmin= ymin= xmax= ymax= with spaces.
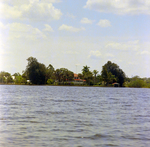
xmin=59 ymin=24 xmax=85 ymax=32
xmin=0 ymin=0 xmax=62 ymax=21
xmin=88 ymin=50 xmax=102 ymax=59
xmin=97 ymin=19 xmax=111 ymax=27
xmin=84 ymin=0 xmax=150 ymax=15
xmin=80 ymin=18 xmax=94 ymax=24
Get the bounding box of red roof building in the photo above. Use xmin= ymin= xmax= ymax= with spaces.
xmin=74 ymin=73 xmax=86 ymax=82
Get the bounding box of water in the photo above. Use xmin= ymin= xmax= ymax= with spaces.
xmin=0 ymin=85 xmax=150 ymax=147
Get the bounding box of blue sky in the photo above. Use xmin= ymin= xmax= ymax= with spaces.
xmin=0 ymin=0 xmax=150 ymax=77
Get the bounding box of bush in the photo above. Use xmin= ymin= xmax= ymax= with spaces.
xmin=47 ymin=79 xmax=54 ymax=85
xmin=70 ymin=82 xmax=74 ymax=86
xmin=127 ymin=79 xmax=146 ymax=88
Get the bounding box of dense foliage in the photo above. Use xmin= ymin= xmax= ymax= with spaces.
xmin=0 ymin=71 xmax=13 ymax=84
xmin=25 ymin=57 xmax=46 ymax=85
xmin=1 ymin=56 xmax=150 ymax=88
xmin=101 ymin=61 xmax=126 ymax=87
xmin=55 ymin=68 xmax=74 ymax=83
xmin=82 ymin=65 xmax=93 ymax=85
xmin=126 ymin=76 xmax=150 ymax=88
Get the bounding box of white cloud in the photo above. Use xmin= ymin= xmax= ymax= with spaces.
xmin=84 ymin=0 xmax=150 ymax=15
xmin=88 ymin=50 xmax=101 ymax=59
xmin=58 ymin=24 xmax=85 ymax=32
xmin=0 ymin=0 xmax=61 ymax=5
xmin=140 ymin=51 xmax=150 ymax=55
xmin=80 ymin=17 xmax=94 ymax=24
xmin=66 ymin=13 xmax=76 ymax=19
xmin=97 ymin=19 xmax=111 ymax=27
xmin=0 ymin=1 xmax=62 ymax=21
xmin=40 ymin=0 xmax=61 ymax=3
xmin=106 ymin=53 xmax=114 ymax=57
xmin=0 ymin=3 xmax=22 ymax=19
xmin=43 ymin=24 xmax=54 ymax=32
xmin=105 ymin=40 xmax=140 ymax=51
xmin=2 ymin=23 xmax=46 ymax=40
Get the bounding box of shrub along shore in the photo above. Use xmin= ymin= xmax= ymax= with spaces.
xmin=1 ymin=57 xmax=150 ymax=88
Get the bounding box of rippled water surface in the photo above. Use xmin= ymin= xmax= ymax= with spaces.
xmin=0 ymin=85 xmax=150 ymax=147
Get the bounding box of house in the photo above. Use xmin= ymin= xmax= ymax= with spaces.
xmin=74 ymin=73 xmax=80 ymax=81
xmin=73 ymin=73 xmax=86 ymax=84
xmin=113 ymin=82 xmax=120 ymax=87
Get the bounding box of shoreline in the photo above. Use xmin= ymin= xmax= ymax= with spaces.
xmin=0 ymin=83 xmax=149 ymax=88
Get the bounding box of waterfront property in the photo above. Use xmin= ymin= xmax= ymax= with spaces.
xmin=73 ymin=73 xmax=86 ymax=85
xmin=113 ymin=82 xmax=120 ymax=87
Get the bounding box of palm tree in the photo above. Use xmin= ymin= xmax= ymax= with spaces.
xmin=93 ymin=70 xmax=99 ymax=85
xmin=82 ymin=65 xmax=90 ymax=74
xmin=82 ymin=65 xmax=93 ymax=85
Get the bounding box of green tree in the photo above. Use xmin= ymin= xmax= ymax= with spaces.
xmin=93 ymin=70 xmax=99 ymax=85
xmin=78 ymin=73 xmax=83 ymax=79
xmin=108 ymin=72 xmax=116 ymax=84
xmin=82 ymin=65 xmax=93 ymax=85
xmin=60 ymin=68 xmax=68 ymax=82
xmin=55 ymin=68 xmax=74 ymax=83
xmin=47 ymin=79 xmax=54 ymax=85
xmin=55 ymin=69 xmax=62 ymax=82
xmin=96 ymin=74 xmax=103 ymax=85
xmin=127 ymin=76 xmax=146 ymax=88
xmin=82 ymin=65 xmax=90 ymax=73
xmin=101 ymin=66 xmax=109 ymax=85
xmin=12 ymin=72 xmax=21 ymax=77
xmin=22 ymin=70 xmax=29 ymax=81
xmin=7 ymin=76 xmax=14 ymax=83
xmin=25 ymin=57 xmax=46 ymax=85
xmin=66 ymin=70 xmax=74 ymax=81
xmin=101 ymin=61 xmax=126 ymax=87
xmin=15 ymin=76 xmax=26 ymax=84
xmin=46 ymin=64 xmax=55 ymax=83
xmin=0 ymin=76 xmax=6 ymax=83
xmin=0 ymin=71 xmax=14 ymax=84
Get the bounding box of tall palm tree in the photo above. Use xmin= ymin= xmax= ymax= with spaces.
xmin=82 ymin=65 xmax=90 ymax=73
xmin=93 ymin=70 xmax=99 ymax=85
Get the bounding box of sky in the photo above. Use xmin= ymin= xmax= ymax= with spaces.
xmin=0 ymin=0 xmax=150 ymax=78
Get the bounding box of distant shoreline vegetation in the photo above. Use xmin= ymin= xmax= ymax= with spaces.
xmin=0 ymin=56 xmax=150 ymax=88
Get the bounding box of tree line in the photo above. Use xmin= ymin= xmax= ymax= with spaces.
xmin=1 ymin=56 xmax=150 ymax=87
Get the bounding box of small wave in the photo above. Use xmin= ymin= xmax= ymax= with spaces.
xmin=66 ymin=129 xmax=84 ymax=133
xmin=109 ymin=98 xmax=119 ymax=100
xmin=25 ymin=116 xmax=36 ymax=119
xmin=37 ymin=129 xmax=47 ymax=132
xmin=124 ymin=105 xmax=132 ymax=107
xmin=121 ymin=136 xmax=150 ymax=141
xmin=35 ymin=111 xmax=44 ymax=114
xmin=134 ymin=115 xmax=150 ymax=117
xmin=20 ymin=127 xmax=27 ymax=129
xmin=0 ymin=118 xmax=6 ymax=120
xmin=49 ymin=111 xmax=65 ymax=114
xmin=51 ymin=129 xmax=60 ymax=131
xmin=4 ymin=103 xmax=19 ymax=105
xmin=105 ymin=144 xmax=118 ymax=146
xmin=30 ymin=121 xmax=41 ymax=123
xmin=24 ymin=135 xmax=40 ymax=139
xmin=78 ymin=133 xmax=111 ymax=140
xmin=53 ymin=99 xmax=82 ymax=103
xmin=18 ymin=120 xmax=29 ymax=123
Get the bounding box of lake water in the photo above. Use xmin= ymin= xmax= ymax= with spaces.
xmin=0 ymin=85 xmax=150 ymax=147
